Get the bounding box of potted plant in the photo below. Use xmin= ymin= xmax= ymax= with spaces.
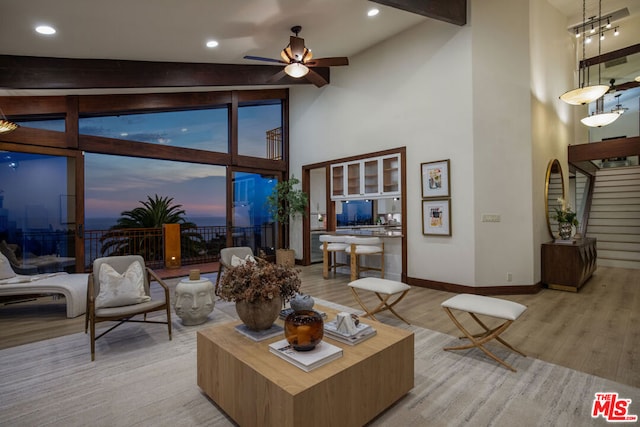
xmin=266 ymin=176 xmax=308 ymax=267
xmin=217 ymin=258 xmax=301 ymax=330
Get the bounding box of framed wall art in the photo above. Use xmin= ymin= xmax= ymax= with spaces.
xmin=422 ymin=199 xmax=451 ymax=236
xmin=421 ymin=159 xmax=450 ymax=198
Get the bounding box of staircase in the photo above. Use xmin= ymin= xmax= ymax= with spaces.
xmin=586 ymin=166 xmax=640 ymax=269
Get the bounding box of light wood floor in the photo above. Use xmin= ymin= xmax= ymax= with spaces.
xmin=1 ymin=264 xmax=638 ymax=388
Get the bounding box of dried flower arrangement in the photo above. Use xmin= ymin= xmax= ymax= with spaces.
xmin=217 ymin=258 xmax=301 ymax=304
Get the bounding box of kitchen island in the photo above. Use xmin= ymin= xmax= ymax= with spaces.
xmin=329 ymin=226 xmax=403 ymax=281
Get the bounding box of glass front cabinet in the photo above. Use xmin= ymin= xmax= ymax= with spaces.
xmin=330 ymin=154 xmax=401 ymax=200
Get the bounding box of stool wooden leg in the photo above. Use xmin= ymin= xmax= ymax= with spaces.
xmin=373 ymin=291 xmax=410 ymax=324
xmin=350 ymin=289 xmax=410 ymax=325
xmin=322 ymin=242 xmax=329 ymax=279
xmin=380 ymin=243 xmax=385 ymax=279
xmin=468 ymin=313 xmax=525 ymax=356
xmin=350 ymin=287 xmax=378 ymax=321
xmin=350 ymin=245 xmax=358 ymax=282
xmin=442 ymin=307 xmax=519 ymax=372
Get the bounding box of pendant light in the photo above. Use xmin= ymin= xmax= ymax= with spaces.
xmin=560 ymin=0 xmax=608 ymax=105
xmin=580 ymin=0 xmax=621 ymax=128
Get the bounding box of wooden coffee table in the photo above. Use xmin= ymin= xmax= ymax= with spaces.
xmin=197 ymin=305 xmax=414 ymax=426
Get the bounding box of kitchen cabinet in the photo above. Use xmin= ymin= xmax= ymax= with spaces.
xmin=347 ymin=162 xmax=361 ymax=196
xmin=331 ymin=164 xmax=345 ymax=198
xmin=330 ymin=154 xmax=401 ymax=200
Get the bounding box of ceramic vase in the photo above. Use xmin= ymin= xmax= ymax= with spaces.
xmin=558 ymin=222 xmax=572 ymax=240
xmin=235 ymin=295 xmax=282 ymax=331
xmin=290 ymin=293 xmax=314 ymax=311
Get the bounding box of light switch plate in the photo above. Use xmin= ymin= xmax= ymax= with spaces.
xmin=481 ymin=214 xmax=501 ymax=222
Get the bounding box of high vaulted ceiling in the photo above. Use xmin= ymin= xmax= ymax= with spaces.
xmin=0 ymin=0 xmax=638 ymax=91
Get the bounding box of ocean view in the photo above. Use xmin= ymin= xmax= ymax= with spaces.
xmin=85 ymin=216 xmax=227 ymax=230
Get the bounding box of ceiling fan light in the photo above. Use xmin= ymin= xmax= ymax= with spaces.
xmin=281 ymin=47 xmax=292 ymax=63
xmin=560 ymin=84 xmax=609 ymax=105
xmin=0 ymin=119 xmax=18 ymax=134
xmin=580 ymin=112 xmax=621 ymax=127
xmin=284 ymin=63 xmax=309 ymax=78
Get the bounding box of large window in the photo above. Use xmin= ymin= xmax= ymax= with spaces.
xmin=84 ymin=154 xmax=226 ymax=228
xmin=14 ymin=118 xmax=65 ymax=132
xmin=336 ymin=200 xmax=374 ymax=227
xmin=0 ymin=151 xmax=76 ymax=274
xmin=79 ymin=108 xmax=229 ymax=152
xmin=1 ymin=89 xmax=288 ymax=270
xmin=238 ymin=102 xmax=283 ymax=159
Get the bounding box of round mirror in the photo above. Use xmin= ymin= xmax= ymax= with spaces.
xmin=545 ymin=159 xmax=565 ymax=239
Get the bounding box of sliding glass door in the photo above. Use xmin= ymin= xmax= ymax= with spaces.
xmin=231 ymin=171 xmax=278 ymax=257
xmin=0 ymin=151 xmax=77 ymax=274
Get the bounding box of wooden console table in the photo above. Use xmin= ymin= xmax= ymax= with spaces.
xmin=541 ymin=237 xmax=597 ymax=292
xmin=197 ymin=305 xmax=414 ymax=427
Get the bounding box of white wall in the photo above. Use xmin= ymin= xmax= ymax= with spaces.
xmin=530 ymin=0 xmax=577 ymax=282
xmin=289 ymin=0 xmax=573 ymax=288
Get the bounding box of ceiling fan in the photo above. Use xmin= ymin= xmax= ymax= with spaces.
xmin=244 ymin=25 xmax=349 ymax=88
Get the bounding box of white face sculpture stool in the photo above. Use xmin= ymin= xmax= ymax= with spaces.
xmin=174 ymin=277 xmax=215 ymax=325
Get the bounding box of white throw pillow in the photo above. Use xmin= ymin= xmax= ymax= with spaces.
xmin=230 ymin=254 xmax=256 ymax=267
xmin=230 ymin=254 xmax=245 ymax=267
xmin=0 ymin=252 xmax=16 ymax=280
xmin=96 ymin=261 xmax=151 ymax=308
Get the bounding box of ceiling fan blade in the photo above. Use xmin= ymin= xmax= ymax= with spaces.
xmin=289 ymin=36 xmax=306 ymax=61
xmin=244 ymin=55 xmax=286 ymax=64
xmin=305 ymin=57 xmax=349 ymax=67
xmin=266 ymin=70 xmax=288 ymax=84
xmin=305 ymin=69 xmax=328 ymax=88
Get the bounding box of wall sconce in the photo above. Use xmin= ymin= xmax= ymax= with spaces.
xmin=163 ymin=223 xmax=181 ymax=269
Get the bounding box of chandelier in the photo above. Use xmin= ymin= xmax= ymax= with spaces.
xmin=579 ymin=0 xmax=623 ymax=128
xmin=560 ymin=0 xmax=609 ymax=105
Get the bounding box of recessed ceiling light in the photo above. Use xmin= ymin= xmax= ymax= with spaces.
xmin=206 ymin=40 xmax=219 ymax=48
xmin=367 ymin=8 xmax=379 ymax=17
xmin=35 ymin=25 xmax=56 ymax=35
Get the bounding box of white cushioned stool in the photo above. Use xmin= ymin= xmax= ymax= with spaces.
xmin=345 ymin=236 xmax=384 ymax=282
xmin=319 ymin=235 xmax=350 ymax=279
xmin=441 ymin=294 xmax=527 ymax=372
xmin=348 ymin=277 xmax=410 ymax=324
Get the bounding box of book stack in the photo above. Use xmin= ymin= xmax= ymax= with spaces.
xmin=234 ymin=323 xmax=284 ymax=342
xmin=323 ymin=320 xmax=377 ymax=345
xmin=268 ymin=338 xmax=343 ymax=372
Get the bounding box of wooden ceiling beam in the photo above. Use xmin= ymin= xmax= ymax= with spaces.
xmin=369 ymin=0 xmax=466 ymax=26
xmin=0 ymin=55 xmax=328 ymax=89
xmin=568 ymin=136 xmax=640 ymax=163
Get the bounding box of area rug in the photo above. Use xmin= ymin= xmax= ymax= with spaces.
xmin=1 ymin=297 xmax=638 ymax=427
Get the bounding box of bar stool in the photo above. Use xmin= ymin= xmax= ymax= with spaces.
xmin=319 ymin=235 xmax=350 ymax=279
xmin=344 ymin=236 xmax=384 ymax=282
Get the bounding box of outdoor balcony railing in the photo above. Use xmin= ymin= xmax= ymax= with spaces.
xmin=5 ymin=224 xmax=277 ymax=273
xmin=84 ymin=224 xmax=276 ymax=270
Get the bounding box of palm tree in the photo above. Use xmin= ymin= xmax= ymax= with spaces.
xmin=100 ymin=195 xmax=205 ymax=261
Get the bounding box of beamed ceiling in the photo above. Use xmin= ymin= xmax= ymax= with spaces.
xmin=0 ymin=0 xmax=464 ymax=91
